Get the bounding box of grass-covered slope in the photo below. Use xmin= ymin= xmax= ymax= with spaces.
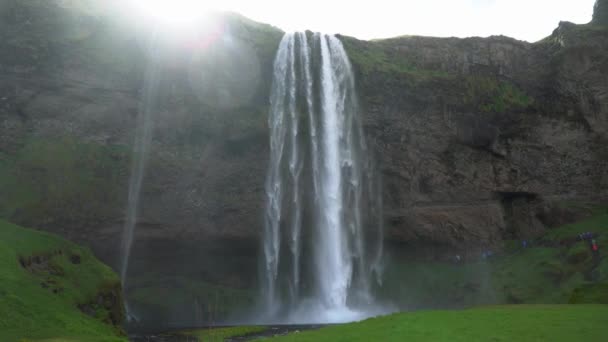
xmin=0 ymin=219 xmax=125 ymax=341
xmin=264 ymin=305 xmax=608 ymax=342
xmin=382 ymin=204 xmax=608 ymax=308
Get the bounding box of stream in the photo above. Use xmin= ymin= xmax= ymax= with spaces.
xmin=129 ymin=324 xmax=325 ymax=341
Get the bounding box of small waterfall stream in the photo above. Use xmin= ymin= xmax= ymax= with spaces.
xmin=262 ymin=32 xmax=384 ymax=323
xmin=120 ymin=36 xmax=161 ymax=317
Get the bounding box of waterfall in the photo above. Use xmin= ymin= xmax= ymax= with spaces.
xmin=120 ymin=37 xmax=161 ymax=316
xmin=262 ymin=32 xmax=384 ymax=323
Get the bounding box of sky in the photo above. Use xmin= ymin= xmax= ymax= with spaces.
xmin=123 ymin=0 xmax=596 ymax=42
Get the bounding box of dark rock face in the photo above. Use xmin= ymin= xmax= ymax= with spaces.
xmin=342 ymin=23 xmax=608 ymax=252
xmin=0 ymin=2 xmax=280 ymax=317
xmin=78 ymin=282 xmax=125 ymax=326
xmin=0 ymin=0 xmax=607 ymax=319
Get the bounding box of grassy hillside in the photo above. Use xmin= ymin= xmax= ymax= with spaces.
xmin=0 ymin=219 xmax=126 ymax=341
xmin=381 ymin=204 xmax=608 ymax=308
xmin=263 ymin=305 xmax=608 ymax=342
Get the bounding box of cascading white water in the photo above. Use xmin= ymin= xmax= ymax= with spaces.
xmin=120 ymin=37 xmax=161 ymax=316
xmin=317 ymin=34 xmax=350 ymax=308
xmin=287 ymin=33 xmax=303 ymax=303
xmin=262 ymin=32 xmax=384 ymax=323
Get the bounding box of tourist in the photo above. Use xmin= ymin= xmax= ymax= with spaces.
xmin=591 ymin=238 xmax=601 ymax=280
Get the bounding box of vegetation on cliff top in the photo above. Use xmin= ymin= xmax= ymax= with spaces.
xmin=0 ymin=219 xmax=125 ymax=341
xmin=341 ymin=36 xmax=535 ymax=115
xmin=262 ymin=305 xmax=608 ymax=342
xmin=340 ymin=36 xmax=450 ymax=79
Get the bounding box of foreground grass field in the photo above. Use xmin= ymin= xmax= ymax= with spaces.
xmin=1 ymin=202 xmax=604 ymax=341
xmin=0 ymin=219 xmax=126 ymax=342
xmin=264 ymin=305 xmax=608 ymax=342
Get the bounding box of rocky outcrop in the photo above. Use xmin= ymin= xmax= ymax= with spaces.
xmin=594 ymin=0 xmax=608 ymax=25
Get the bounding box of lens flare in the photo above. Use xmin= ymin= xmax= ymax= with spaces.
xmin=127 ymin=0 xmax=217 ymax=31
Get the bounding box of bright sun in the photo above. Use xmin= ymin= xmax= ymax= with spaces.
xmin=128 ymin=0 xmax=218 ymax=30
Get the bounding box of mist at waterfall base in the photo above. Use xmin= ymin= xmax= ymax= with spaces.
xmin=260 ymin=32 xmax=389 ymax=324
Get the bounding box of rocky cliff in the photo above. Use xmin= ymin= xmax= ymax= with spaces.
xmin=0 ymin=0 xmax=280 ymax=284
xmin=1 ymin=0 xmax=607 ymax=325
xmin=594 ymin=0 xmax=608 ymax=25
xmin=343 ymin=17 xmax=608 ymax=254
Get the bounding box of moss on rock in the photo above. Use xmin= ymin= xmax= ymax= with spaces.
xmin=463 ymin=76 xmax=533 ymax=113
xmin=0 ymin=136 xmax=129 ymax=230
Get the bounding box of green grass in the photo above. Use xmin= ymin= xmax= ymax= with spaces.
xmin=490 ymin=247 xmax=580 ymax=304
xmin=262 ymin=305 xmax=608 ymax=342
xmin=340 ymin=36 xmax=450 ymax=79
xmin=463 ymin=76 xmax=533 ymax=113
xmin=543 ymin=206 xmax=608 ymax=245
xmin=382 ymin=247 xmax=577 ymax=307
xmin=0 ymin=219 xmax=126 ymax=341
xmin=570 ymin=283 xmax=608 ymax=304
xmin=180 ymin=326 xmax=266 ymax=342
xmin=382 ymin=203 xmax=608 ymax=308
xmin=340 ymin=37 xmax=534 ymax=114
